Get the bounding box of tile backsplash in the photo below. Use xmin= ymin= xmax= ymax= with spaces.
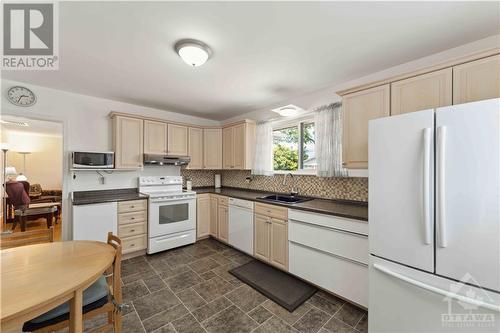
xmin=181 ymin=169 xmax=368 ymax=202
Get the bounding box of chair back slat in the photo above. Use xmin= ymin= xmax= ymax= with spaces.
xmin=1 ymin=227 xmax=54 ymax=249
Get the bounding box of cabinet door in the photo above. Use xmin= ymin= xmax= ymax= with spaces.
xmin=254 ymin=214 xmax=271 ymax=262
xmin=196 ymin=196 xmax=210 ymax=239
xmin=203 ymin=129 xmax=222 ymax=169
xmin=209 ymin=196 xmax=218 ymax=237
xmin=232 ymin=124 xmax=246 ymax=169
xmin=222 ymin=127 xmax=234 ymax=169
xmin=167 ymin=124 xmax=188 ymax=156
xmin=144 ymin=120 xmax=167 ymax=154
xmin=217 ymin=205 xmax=229 ymax=243
xmin=270 ymin=218 xmax=288 ymax=271
xmin=391 ymin=68 xmax=452 ymax=115
xmin=188 ymin=127 xmax=203 ymax=169
xmin=453 ymin=54 xmax=500 ymax=104
xmin=114 ymin=116 xmax=144 ymax=168
xmin=343 ymin=84 xmax=390 ymax=169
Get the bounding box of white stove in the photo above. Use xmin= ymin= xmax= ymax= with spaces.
xmin=139 ymin=176 xmax=197 ymax=254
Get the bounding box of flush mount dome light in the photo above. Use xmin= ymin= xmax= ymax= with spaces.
xmin=174 ymin=39 xmax=212 ymax=67
xmin=271 ymin=104 xmax=303 ymax=117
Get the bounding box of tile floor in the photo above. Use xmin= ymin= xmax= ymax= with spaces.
xmin=74 ymin=238 xmax=368 ymax=333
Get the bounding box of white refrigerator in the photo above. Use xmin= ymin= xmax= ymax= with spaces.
xmin=368 ymin=98 xmax=500 ymax=332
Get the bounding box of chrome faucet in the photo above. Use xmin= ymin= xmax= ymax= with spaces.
xmin=283 ymin=173 xmax=299 ymax=196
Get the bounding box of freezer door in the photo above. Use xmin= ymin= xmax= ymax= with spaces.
xmin=369 ymin=256 xmax=500 ymax=333
xmin=435 ymin=98 xmax=500 ymax=292
xmin=369 ymin=109 xmax=435 ymax=272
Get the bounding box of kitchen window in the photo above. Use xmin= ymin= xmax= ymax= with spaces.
xmin=273 ymin=119 xmax=316 ymax=173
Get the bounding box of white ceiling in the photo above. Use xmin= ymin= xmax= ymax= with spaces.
xmin=3 ymin=1 xmax=499 ymax=120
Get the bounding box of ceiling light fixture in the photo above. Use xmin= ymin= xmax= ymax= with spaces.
xmin=174 ymin=39 xmax=212 ymax=67
xmin=271 ymin=105 xmax=303 ymax=117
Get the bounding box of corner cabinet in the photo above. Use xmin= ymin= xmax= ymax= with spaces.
xmin=188 ymin=127 xmax=203 ymax=169
xmin=222 ymin=121 xmax=256 ymax=170
xmin=112 ymin=115 xmax=144 ymax=169
xmin=203 ymin=129 xmax=223 ymax=169
xmin=342 ymin=84 xmax=390 ymax=169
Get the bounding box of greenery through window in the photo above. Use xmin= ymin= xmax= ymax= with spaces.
xmin=273 ymin=120 xmax=315 ymax=172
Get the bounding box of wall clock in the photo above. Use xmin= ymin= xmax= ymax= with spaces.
xmin=7 ymin=86 xmax=37 ymax=107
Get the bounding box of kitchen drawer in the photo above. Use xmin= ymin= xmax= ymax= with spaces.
xmin=289 ymin=209 xmax=367 ymax=235
xmin=122 ymin=234 xmax=147 ymax=254
xmin=117 ymin=199 xmax=147 ymax=213
xmin=118 ymin=221 xmax=147 ymax=238
xmin=255 ymin=202 xmax=287 ymax=220
xmin=118 ymin=210 xmax=147 ymax=225
xmin=289 ymin=219 xmax=368 ymax=264
xmin=289 ymin=241 xmax=368 ymax=307
xmin=217 ymin=195 xmax=229 ymax=206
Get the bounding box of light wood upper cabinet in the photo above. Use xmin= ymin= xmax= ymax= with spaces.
xmin=196 ymin=195 xmax=210 ymax=239
xmin=217 ymin=203 xmax=229 ymax=243
xmin=113 ymin=116 xmax=144 ymax=169
xmin=222 ymin=127 xmax=234 ymax=169
xmin=254 ymin=214 xmax=271 ymax=262
xmin=209 ymin=196 xmax=218 ymax=236
xmin=270 ymin=218 xmax=288 ymax=271
xmin=144 ymin=120 xmax=167 ymax=155
xmin=222 ymin=122 xmax=256 ymax=170
xmin=343 ymin=84 xmax=390 ymax=169
xmin=203 ymin=129 xmax=222 ymax=169
xmin=167 ymin=124 xmax=188 ymax=156
xmin=233 ymin=124 xmax=246 ymax=169
xmin=391 ymin=68 xmax=452 ymax=115
xmin=188 ymin=127 xmax=203 ymax=169
xmin=453 ymin=54 xmax=500 ymax=104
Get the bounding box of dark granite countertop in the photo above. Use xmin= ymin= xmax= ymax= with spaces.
xmin=193 ymin=187 xmax=368 ymax=222
xmin=72 ymin=188 xmax=148 ymax=205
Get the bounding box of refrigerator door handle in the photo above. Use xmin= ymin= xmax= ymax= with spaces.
xmin=373 ymin=263 xmax=500 ymax=312
xmin=437 ymin=126 xmax=447 ymax=248
xmin=422 ymin=128 xmax=432 ymax=245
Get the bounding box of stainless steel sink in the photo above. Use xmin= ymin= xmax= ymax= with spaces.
xmin=258 ymin=194 xmax=312 ymax=204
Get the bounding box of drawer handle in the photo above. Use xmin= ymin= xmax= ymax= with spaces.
xmin=130 ymin=243 xmax=135 ymax=247
xmin=130 ymin=229 xmax=135 ymax=232
xmin=130 ymin=205 xmax=135 ymax=208
xmin=131 ymin=217 xmax=135 ymax=220
xmin=267 ymin=210 xmax=272 ymax=213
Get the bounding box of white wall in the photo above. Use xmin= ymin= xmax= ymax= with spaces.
xmin=0 ymin=81 xmax=220 ymax=240
xmin=2 ymin=130 xmax=63 ymax=190
xmin=222 ymin=34 xmax=500 ymax=124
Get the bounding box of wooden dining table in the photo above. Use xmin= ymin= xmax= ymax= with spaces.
xmin=1 ymin=241 xmax=115 ymax=333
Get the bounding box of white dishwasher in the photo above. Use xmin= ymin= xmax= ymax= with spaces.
xmin=228 ymin=198 xmax=254 ymax=255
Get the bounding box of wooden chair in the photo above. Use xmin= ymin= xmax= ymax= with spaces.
xmin=22 ymin=233 xmax=123 ymax=333
xmin=0 ymin=227 xmax=54 ymax=249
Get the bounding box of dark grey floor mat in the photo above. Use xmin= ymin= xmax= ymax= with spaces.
xmin=229 ymin=260 xmax=317 ymax=312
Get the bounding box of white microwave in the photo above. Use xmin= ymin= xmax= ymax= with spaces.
xmin=72 ymin=151 xmax=114 ymax=169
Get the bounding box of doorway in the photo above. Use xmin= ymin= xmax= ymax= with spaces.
xmin=1 ymin=115 xmax=63 ymax=240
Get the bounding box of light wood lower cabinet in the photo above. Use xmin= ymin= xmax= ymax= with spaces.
xmin=196 ymin=194 xmax=210 ymax=239
xmin=391 ymin=68 xmax=452 ymax=115
xmin=342 ymin=84 xmax=390 ymax=169
xmin=453 ymin=54 xmax=500 ymax=104
xmin=209 ymin=196 xmax=218 ymax=236
xmin=117 ymin=199 xmax=148 ymax=256
xmin=253 ymin=203 xmax=288 ymax=271
xmin=217 ymin=200 xmax=229 ymax=243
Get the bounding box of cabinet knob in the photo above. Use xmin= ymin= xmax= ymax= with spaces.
xmin=130 ymin=243 xmax=135 ymax=247
xmin=130 ymin=229 xmax=135 ymax=232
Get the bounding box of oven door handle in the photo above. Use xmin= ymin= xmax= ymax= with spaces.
xmin=150 ymin=197 xmax=196 ymax=203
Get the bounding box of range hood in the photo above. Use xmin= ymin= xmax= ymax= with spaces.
xmin=143 ymin=154 xmax=191 ymax=166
